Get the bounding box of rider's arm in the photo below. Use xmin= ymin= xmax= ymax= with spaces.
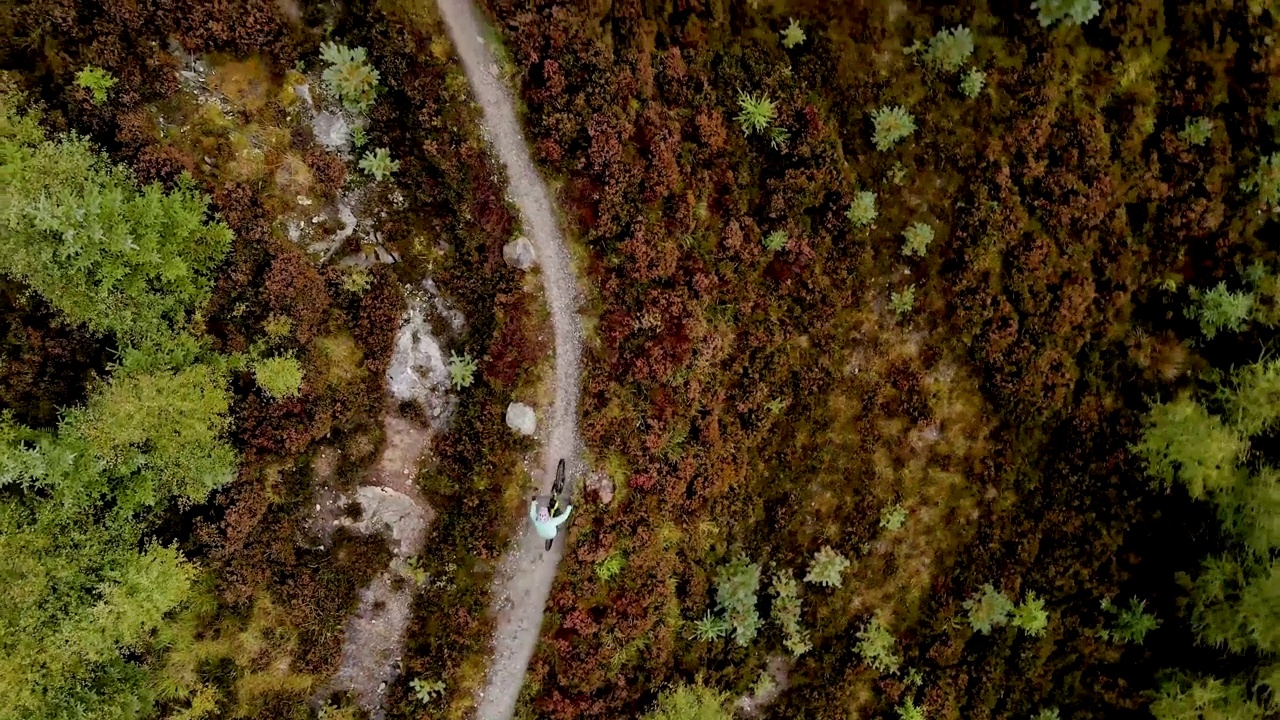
xmin=529 ymin=501 xmax=538 ymax=522
xmin=550 ymin=505 xmax=573 ymax=526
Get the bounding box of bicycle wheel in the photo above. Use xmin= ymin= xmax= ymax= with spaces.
xmin=552 ymin=458 xmax=566 ymax=497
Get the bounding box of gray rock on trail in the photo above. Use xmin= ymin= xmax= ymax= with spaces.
xmin=505 ymin=402 xmax=537 ymax=436
xmin=502 ymin=236 xmax=537 ymax=270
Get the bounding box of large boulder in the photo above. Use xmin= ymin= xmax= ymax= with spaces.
xmin=505 ymin=402 xmax=537 ymax=436
xmin=502 ymin=237 xmax=536 ymax=270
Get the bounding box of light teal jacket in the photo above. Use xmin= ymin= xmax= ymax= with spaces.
xmin=530 ymin=501 xmax=573 ymax=539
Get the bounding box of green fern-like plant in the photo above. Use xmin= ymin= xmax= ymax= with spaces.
xmin=847 ymin=191 xmax=878 ymax=227
xmin=897 ymin=698 xmax=927 ymax=720
xmin=1012 ymin=592 xmax=1050 ymax=636
xmin=1100 ymin=597 xmax=1160 ymax=645
xmin=75 ymin=65 xmax=117 ymax=105
xmin=448 ymin=352 xmax=478 ymax=390
xmin=359 ymin=148 xmax=400 ymax=181
xmin=1241 ymin=152 xmax=1280 ymax=207
xmin=871 ymin=105 xmax=917 ymax=151
xmin=320 ymin=42 xmax=381 ymax=112
xmin=856 ymin=618 xmax=902 ymax=674
xmin=1186 ymin=283 xmax=1255 ymax=339
xmin=768 ymin=125 xmax=791 ymax=150
xmin=890 ymin=287 xmax=916 ymax=318
xmin=1223 ymin=358 xmax=1280 ymax=437
xmin=901 ymin=222 xmax=935 ymax=257
xmin=403 ymin=556 xmax=428 ymax=586
xmin=410 ymin=678 xmax=445 ymax=704
xmin=341 ymin=268 xmax=374 ymax=294
xmin=880 ymin=502 xmax=908 ymax=530
xmin=263 ymin=314 xmax=293 ymax=340
xmin=960 ymin=69 xmax=986 ymax=99
xmin=770 ymin=570 xmax=812 ymax=657
xmin=804 ymin=545 xmax=850 ymax=588
xmin=642 ymin=684 xmax=733 ymax=720
xmin=783 ymin=632 xmax=813 ymax=658
xmin=923 ymin=26 xmax=974 ymax=72
xmin=595 ymin=552 xmax=625 ymax=581
xmin=715 ymin=555 xmax=762 ymax=646
xmin=1179 ymin=117 xmax=1214 ymax=146
xmin=689 ymin=611 xmax=731 ymax=642
xmin=253 ymin=356 xmax=304 ymax=400
xmin=1149 ymin=675 xmax=1263 ymax=720
xmin=780 ymin=19 xmax=806 ymax=49
xmin=1031 ymin=709 xmax=1061 ymax=720
xmin=1186 ymin=555 xmax=1280 ymax=653
xmin=964 ymin=583 xmax=1014 ymax=634
xmin=1032 ymin=0 xmax=1102 ymax=26
xmin=735 ymin=92 xmax=777 ymax=135
xmin=763 ymin=230 xmax=789 ymax=252
xmin=770 ymin=572 xmax=800 ymax=621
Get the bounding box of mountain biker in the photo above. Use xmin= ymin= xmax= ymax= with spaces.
xmin=529 ymin=498 xmax=573 ymax=545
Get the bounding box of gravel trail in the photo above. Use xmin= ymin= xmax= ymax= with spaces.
xmin=431 ymin=1 xmax=586 ymax=718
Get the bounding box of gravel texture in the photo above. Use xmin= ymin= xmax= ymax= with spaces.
xmin=432 ymin=0 xmax=586 ymax=717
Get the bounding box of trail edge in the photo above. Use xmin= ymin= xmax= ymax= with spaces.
xmin=432 ymin=1 xmax=586 ymax=718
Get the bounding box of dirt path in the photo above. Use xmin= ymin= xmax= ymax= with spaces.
xmin=432 ymin=1 xmax=586 ymax=718
xmin=312 ymin=415 xmax=435 ymax=719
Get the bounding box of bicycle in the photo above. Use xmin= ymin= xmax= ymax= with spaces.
xmin=533 ymin=459 xmax=568 ymax=551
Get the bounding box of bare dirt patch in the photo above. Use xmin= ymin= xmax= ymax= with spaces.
xmin=312 ymin=412 xmax=434 ymax=718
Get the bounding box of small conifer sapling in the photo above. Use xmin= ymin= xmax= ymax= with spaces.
xmin=871 ymin=105 xmax=917 ymax=151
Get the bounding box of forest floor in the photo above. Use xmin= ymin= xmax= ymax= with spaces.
xmin=432 ymin=0 xmax=587 ymax=717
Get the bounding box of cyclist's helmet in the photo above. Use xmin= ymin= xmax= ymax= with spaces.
xmin=537 ymin=506 xmax=550 ymax=523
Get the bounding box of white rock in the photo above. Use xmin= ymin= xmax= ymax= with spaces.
xmin=502 ymin=237 xmax=537 ymax=270
xmin=386 ymin=301 xmax=457 ymax=429
xmin=293 ymin=82 xmax=313 ymax=108
xmin=312 ymin=112 xmax=351 ymax=151
xmin=505 ymin=402 xmax=537 ymax=436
